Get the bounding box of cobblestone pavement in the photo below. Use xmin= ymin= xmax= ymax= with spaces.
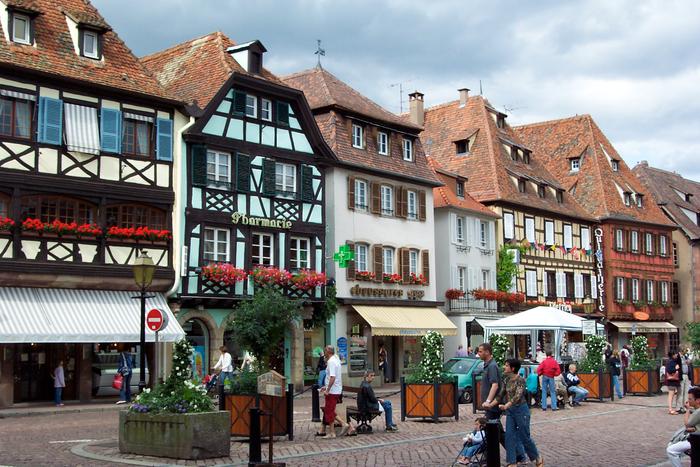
xmin=0 ymin=393 xmax=690 ymax=466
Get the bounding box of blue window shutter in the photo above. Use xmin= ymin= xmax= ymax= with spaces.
xmin=156 ymin=118 xmax=173 ymax=161
xmin=38 ymin=97 xmax=63 ymax=145
xmin=100 ymin=108 xmax=122 ymax=153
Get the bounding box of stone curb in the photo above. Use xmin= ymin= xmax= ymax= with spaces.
xmin=0 ymin=405 xmax=126 ymax=419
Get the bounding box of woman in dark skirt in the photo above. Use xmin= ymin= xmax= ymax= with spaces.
xmin=666 ymin=351 xmax=682 ymax=414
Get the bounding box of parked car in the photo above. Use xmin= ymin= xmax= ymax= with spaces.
xmin=443 ymin=357 xmax=484 ymax=404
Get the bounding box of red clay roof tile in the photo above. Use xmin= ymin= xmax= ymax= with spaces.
xmin=428 ymin=157 xmax=499 ymax=217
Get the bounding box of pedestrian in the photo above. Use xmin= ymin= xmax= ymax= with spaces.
xmin=456 ymin=417 xmax=487 ymax=465
xmin=240 ymin=350 xmax=254 ymax=372
xmin=666 ymin=386 xmax=700 ymax=467
xmin=116 ymin=350 xmax=133 ymax=404
xmin=607 ymin=350 xmax=624 ymax=399
xmin=316 ymin=349 xmax=327 ymax=388
xmin=604 ymin=343 xmax=613 ymax=361
xmin=537 ymin=350 xmax=561 ymax=411
xmin=620 ymin=345 xmax=631 ymax=369
xmin=358 ymin=369 xmax=398 ymax=432
xmin=456 ymin=345 xmax=468 ymax=357
xmin=213 ymin=345 xmax=234 ymax=388
xmin=677 ymin=350 xmax=691 ymax=413
xmin=378 ymin=343 xmax=390 ymax=383
xmin=51 ymin=360 xmax=65 ymax=407
xmin=666 ymin=351 xmax=682 ymax=415
xmin=499 ymin=359 xmax=544 ymax=467
xmin=317 ymin=345 xmax=350 ymax=439
xmin=467 ymin=346 xmax=475 ymax=357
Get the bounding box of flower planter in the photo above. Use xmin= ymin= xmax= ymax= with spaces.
xmin=118 ymin=410 xmax=230 ymax=459
xmin=218 ymin=384 xmax=294 ymax=439
xmin=576 ymin=370 xmax=612 ymax=401
xmin=472 ymin=376 xmax=484 ymax=414
xmin=400 ymin=377 xmax=459 ymax=421
xmin=692 ymin=365 xmax=700 ymax=386
xmin=624 ymin=368 xmax=661 ymax=396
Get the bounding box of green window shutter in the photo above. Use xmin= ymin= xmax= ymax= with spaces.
xmin=262 ymin=158 xmax=276 ymax=195
xmin=100 ymin=108 xmax=121 ymax=153
xmin=156 ymin=118 xmax=173 ymax=161
xmin=276 ymin=102 xmax=289 ymax=125
xmin=300 ymin=165 xmax=314 ymax=201
xmin=191 ymin=144 xmax=207 ymax=186
xmin=236 ymin=153 xmax=251 ymax=192
xmin=38 ymin=97 xmax=63 ymax=145
xmin=233 ymin=91 xmax=247 ymax=115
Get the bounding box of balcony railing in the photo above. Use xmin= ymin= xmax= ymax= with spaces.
xmin=448 ymin=292 xmax=498 ymax=313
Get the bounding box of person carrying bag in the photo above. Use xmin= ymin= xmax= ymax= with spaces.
xmin=116 ymin=350 xmax=133 ymax=404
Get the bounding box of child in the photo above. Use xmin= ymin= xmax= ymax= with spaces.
xmin=456 ymin=417 xmax=487 ymax=465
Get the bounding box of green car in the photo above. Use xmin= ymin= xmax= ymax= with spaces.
xmin=443 ymin=357 xmax=484 ymax=404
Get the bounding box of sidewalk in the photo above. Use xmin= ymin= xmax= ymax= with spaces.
xmin=0 ymin=398 xmax=124 ymax=418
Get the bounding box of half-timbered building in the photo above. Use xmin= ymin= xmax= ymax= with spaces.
xmin=143 ymin=34 xmax=336 ymax=387
xmin=0 ymin=0 xmax=186 ymax=407
xmin=284 ymin=68 xmax=452 ymax=387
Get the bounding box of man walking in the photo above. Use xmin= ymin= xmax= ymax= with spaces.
xmin=318 ymin=345 xmax=350 ymax=439
xmin=537 ymin=350 xmax=561 ymax=411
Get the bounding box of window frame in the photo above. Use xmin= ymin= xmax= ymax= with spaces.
xmin=105 ymin=203 xmax=166 ymax=230
xmin=636 ymin=194 xmax=643 ymax=208
xmin=458 ymin=266 xmax=467 ymax=292
xmin=623 ymin=192 xmax=631 ymax=206
xmin=352 ymin=124 xmax=364 ymax=148
xmin=659 ymin=235 xmax=668 ymax=257
xmin=545 ymin=220 xmax=554 ymax=245
xmin=611 ymin=160 xmax=619 ymax=172
xmin=481 ymin=269 xmax=490 ymax=290
xmin=615 ymin=277 xmax=625 ymax=301
xmin=382 ymin=247 xmax=395 ymax=275
xmin=11 ymin=12 xmax=31 ymax=45
xmin=245 ymin=95 xmax=258 ymax=118
xmin=570 ymin=158 xmax=580 ymax=172
xmin=480 ymin=220 xmax=488 ymax=247
xmin=661 ymin=281 xmax=669 ymax=303
xmin=580 ymin=226 xmax=590 ymax=250
xmin=203 ymin=227 xmax=230 ymax=263
xmin=455 ymin=216 xmax=465 ymax=244
xmin=524 ymin=216 xmax=535 ymax=243
xmin=503 ymin=212 xmax=515 ymax=240
xmin=377 ymin=131 xmax=388 ymax=155
xmin=407 ymin=190 xmax=417 ymax=220
xmin=456 ymin=180 xmax=465 ymax=198
xmin=525 ymin=269 xmax=537 ymax=298
xmin=409 ymin=249 xmax=419 ymax=275
xmin=631 ymin=230 xmax=639 ymax=253
xmin=646 ymin=279 xmax=654 ymax=302
xmin=402 ymin=138 xmax=413 ymax=161
xmin=206 ymin=150 xmax=231 ymax=189
xmin=122 ymin=117 xmax=153 ymax=157
xmin=260 ymin=98 xmax=272 ymax=122
xmin=631 ymin=278 xmax=639 ymax=302
xmin=380 ymin=185 xmax=394 ymax=216
xmin=354 ymin=179 xmax=368 ymax=211
xmin=645 ymin=233 xmax=654 ymax=255
xmin=563 ymin=223 xmax=573 ymax=249
xmin=0 ymin=96 xmax=33 ymax=139
xmin=289 ymin=236 xmax=311 ymax=270
xmin=20 ymin=194 xmax=96 ymax=225
xmin=275 ymin=162 xmax=297 ymax=195
xmin=251 ymin=232 xmax=274 ymax=266
xmin=673 ymin=242 xmax=679 ymax=267
xmin=81 ymin=29 xmax=100 ymax=59
xmin=615 ymin=229 xmax=624 ymax=251
xmin=355 ymin=243 xmax=369 ymax=272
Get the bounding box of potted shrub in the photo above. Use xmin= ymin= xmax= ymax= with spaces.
xmin=119 ymin=339 xmax=229 ymax=459
xmin=401 ymin=331 xmax=459 ymax=421
xmin=577 ymin=334 xmax=612 ymax=401
xmin=625 ymin=335 xmax=660 ymax=395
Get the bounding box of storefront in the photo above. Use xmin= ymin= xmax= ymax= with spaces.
xmin=0 ymin=287 xmax=184 ymax=407
xmin=610 ymin=321 xmax=678 ymax=359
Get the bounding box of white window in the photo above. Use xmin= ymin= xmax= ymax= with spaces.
xmin=611 ymin=160 xmax=619 ymax=172
xmin=482 ymin=270 xmax=490 ymax=289
xmin=631 ymin=278 xmax=639 ymax=302
xmin=354 ymin=179 xmax=368 ymax=210
xmin=615 ymin=277 xmax=625 ymax=301
xmin=252 ymin=233 xmax=273 ymax=266
xmin=526 ymin=270 xmax=537 ymax=297
xmin=624 ymin=192 xmax=631 ymax=206
xmin=455 ymin=217 xmax=465 ymax=244
xmin=352 ymin=124 xmax=363 ymax=148
xmin=591 ymin=274 xmax=598 ymax=299
xmin=580 ymin=227 xmax=590 ymax=250
xmin=646 ymin=279 xmax=654 ymax=302
xmin=661 ymin=281 xmax=669 ymax=303
xmin=402 ymin=138 xmax=413 ymax=161
xmin=631 ymin=231 xmax=639 ymax=252
xmin=458 ymin=267 xmax=467 ymax=291
xmin=570 ymin=158 xmax=580 ymax=172
xmin=545 ymin=220 xmax=554 ymax=245
xmin=660 ymin=235 xmax=668 ymax=256
xmin=504 ymin=212 xmax=515 ymax=240
xmin=409 ymin=249 xmax=419 ymax=275
xmin=563 ymin=224 xmax=573 ymax=249
xmin=11 ymin=14 xmax=30 ymax=45
xmin=82 ymin=30 xmax=99 ymax=59
xmin=203 ymin=227 xmax=230 ymax=262
xmin=480 ymin=221 xmax=488 ymax=247
xmin=355 ymin=244 xmax=368 ymax=272
xmin=206 ymin=150 xmax=231 ymax=188
xmin=380 ymin=185 xmax=393 ymax=215
xmin=636 ymin=194 xmax=643 ymax=207
xmin=615 ymin=229 xmax=624 ymax=250
xmin=275 ymin=162 xmax=296 ymax=194
xmin=574 ymin=273 xmax=584 ymax=299
xmin=377 ymin=132 xmax=388 ymax=155
xmin=407 ymin=190 xmax=417 ymax=220
xmin=245 ymin=95 xmax=257 ymax=118
xmin=556 ymin=272 xmax=566 ymax=298
xmin=382 ymin=247 xmax=394 ymax=274
xmin=261 ymin=99 xmax=272 ymax=121
xmin=289 ymin=237 xmax=310 ymax=270
xmin=645 ymin=233 xmax=653 ymax=255
xmin=525 ymin=217 xmax=535 ymax=242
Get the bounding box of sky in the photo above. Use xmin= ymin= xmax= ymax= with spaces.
xmin=93 ymin=0 xmax=700 ymax=180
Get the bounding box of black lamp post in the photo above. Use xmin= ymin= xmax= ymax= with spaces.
xmin=132 ymin=250 xmax=155 ymax=393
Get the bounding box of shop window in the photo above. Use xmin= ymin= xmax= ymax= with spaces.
xmin=252 ymin=232 xmax=273 ymax=266
xmin=185 ymin=319 xmax=210 ymax=381
xmin=20 ymin=195 xmax=95 ymax=224
xmin=203 ymin=227 xmax=229 ymax=262
xmin=289 ymin=237 xmax=310 ymax=270
xmin=0 ymin=96 xmax=32 ymax=139
xmin=105 ymin=204 xmax=166 ymax=230
xmin=122 ymin=117 xmax=153 ymax=157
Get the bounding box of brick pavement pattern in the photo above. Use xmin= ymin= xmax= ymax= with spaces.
xmin=0 ymin=393 xmax=690 ymax=466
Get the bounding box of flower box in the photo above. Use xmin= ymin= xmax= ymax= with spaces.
xmin=382 ymin=273 xmax=402 ymax=284
xmin=408 ymin=273 xmax=428 ymax=286
xmin=290 ymin=269 xmax=326 ymax=291
xmin=472 ymin=289 xmax=525 ymax=304
xmin=0 ymin=217 xmax=14 ymax=233
xmin=250 ymin=266 xmax=292 ymax=287
xmin=21 ymin=218 xmax=102 ymax=238
xmin=106 ymin=226 xmax=172 ymax=242
xmin=400 ymin=377 xmax=459 ymax=421
xmin=356 ymin=270 xmax=376 ymax=281
xmin=624 ymin=367 xmax=661 ymax=396
xmin=445 ymin=289 xmax=465 ymax=300
xmin=201 ymin=263 xmax=247 ymax=285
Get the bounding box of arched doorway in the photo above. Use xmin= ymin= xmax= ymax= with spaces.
xmin=184 ymin=318 xmax=209 ymax=381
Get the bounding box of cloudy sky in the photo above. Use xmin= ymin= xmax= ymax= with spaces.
xmin=94 ymin=0 xmax=700 ymax=179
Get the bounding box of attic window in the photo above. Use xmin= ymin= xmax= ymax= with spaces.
xmin=249 ymin=51 xmax=262 ymax=74
xmin=636 ymin=194 xmax=643 ymax=207
xmin=522 ymin=150 xmax=531 ymax=164
xmin=556 ymin=190 xmax=563 ymax=203
xmin=537 ymin=185 xmax=545 ymax=198
xmin=456 ymin=180 xmax=465 ymax=198
xmin=11 ymin=12 xmax=31 ymax=45
xmin=623 ymin=192 xmax=632 ymax=206
xmin=455 ymin=139 xmax=469 ymax=155
xmin=497 ymin=114 xmax=506 ymax=129
xmin=686 ymin=193 xmax=693 ymax=202
xmin=511 ymin=147 xmax=519 ymax=162
xmin=80 ymin=29 xmax=100 ymax=59
xmin=611 ymin=160 xmax=619 ymax=172
xmin=570 ymin=158 xmax=580 ymax=172
xmin=518 ymin=179 xmax=526 ymax=193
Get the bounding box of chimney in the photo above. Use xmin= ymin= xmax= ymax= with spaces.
xmin=408 ymin=91 xmax=424 ymax=126
xmin=458 ymin=88 xmax=470 ymax=107
xmin=226 ymin=40 xmax=267 ymax=74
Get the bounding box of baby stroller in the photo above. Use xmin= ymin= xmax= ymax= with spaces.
xmin=204 ymin=373 xmax=219 ymax=395
xmin=451 ymin=428 xmax=488 ymax=466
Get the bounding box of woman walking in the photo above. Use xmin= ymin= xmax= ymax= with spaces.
xmin=607 ymin=350 xmax=624 ymax=399
xmin=51 ymin=360 xmax=65 ymax=407
xmin=213 ymin=346 xmax=234 ymax=387
xmin=667 ymin=351 xmax=682 ymax=415
xmin=499 ymin=358 xmax=544 ymax=467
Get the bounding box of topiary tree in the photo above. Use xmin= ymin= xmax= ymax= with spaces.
xmin=630 ymin=335 xmax=652 ymax=370
xmin=408 ymin=331 xmax=448 ymax=383
xmin=579 ymin=334 xmax=607 ymax=372
xmin=489 ymin=334 xmax=510 ymax=366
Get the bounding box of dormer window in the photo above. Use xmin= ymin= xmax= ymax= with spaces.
xmin=522 ymin=150 xmax=531 ymax=164
xmin=497 ymin=114 xmax=506 ymax=129
xmin=537 ymin=184 xmax=545 ymax=198
xmin=402 ymin=138 xmax=413 ymax=161
xmin=636 ymin=194 xmax=643 ymax=207
xmin=80 ymin=29 xmax=100 ymax=59
xmin=511 ymin=147 xmax=519 ymax=162
xmin=518 ymin=179 xmax=526 ymax=193
xmin=611 ymin=160 xmax=619 ymax=172
xmin=455 ymin=139 xmax=469 ymax=155
xmin=556 ymin=190 xmax=563 ymax=203
xmin=456 ymin=180 xmax=465 ymax=198
xmin=623 ymin=192 xmax=632 ymax=206
xmin=570 ymin=158 xmax=580 ymax=172
xmin=686 ymin=193 xmax=693 ymax=202
xmin=11 ymin=12 xmax=31 ymax=45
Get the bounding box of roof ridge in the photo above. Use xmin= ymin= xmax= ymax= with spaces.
xmin=141 ymin=31 xmax=229 ymax=62
xmin=214 ymin=31 xmax=234 ymax=75
xmin=424 ymin=99 xmax=460 ymax=113
xmin=476 ymin=96 xmax=503 ymax=200
xmin=513 ymin=114 xmax=592 ymax=129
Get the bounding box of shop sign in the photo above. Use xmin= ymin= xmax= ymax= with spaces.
xmin=548 ymin=302 xmax=572 ymax=313
xmin=337 ymin=337 xmax=348 ymax=365
xmin=349 ymin=285 xmax=425 ymax=300
xmin=594 ymin=227 xmax=605 ymax=312
xmin=231 ymin=212 xmax=292 ymax=230
xmin=582 ymin=320 xmax=596 ymax=335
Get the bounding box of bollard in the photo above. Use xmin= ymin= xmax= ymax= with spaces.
xmin=249 ymin=407 xmax=262 ymax=465
xmin=218 ymin=383 xmax=225 ymax=411
xmin=691 ymin=432 xmax=700 ymax=467
xmin=311 ymin=384 xmax=321 ymax=423
xmin=485 ymin=419 xmax=500 ymax=467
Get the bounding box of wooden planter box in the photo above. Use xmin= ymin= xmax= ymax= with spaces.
xmin=577 ymin=370 xmax=612 ymax=401
xmin=691 ymin=365 xmax=700 ymax=386
xmin=472 ymin=377 xmax=484 ymax=414
xmin=400 ymin=377 xmax=459 ymax=421
xmin=625 ymin=368 xmax=661 ymax=396
xmin=219 ymin=384 xmax=294 ymax=440
xmin=118 ymin=410 xmax=230 ymax=459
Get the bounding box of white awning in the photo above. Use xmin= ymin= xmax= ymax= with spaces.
xmin=353 ymin=305 xmax=457 ymax=336
xmin=610 ymin=321 xmax=678 ymax=334
xmin=64 ymin=103 xmax=101 ymax=155
xmin=124 ymin=111 xmax=154 ymax=123
xmin=0 ymin=287 xmax=185 ymax=343
xmin=0 ymin=89 xmax=36 ymax=101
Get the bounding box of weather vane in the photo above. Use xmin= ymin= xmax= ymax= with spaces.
xmin=315 ymin=39 xmax=325 ymax=68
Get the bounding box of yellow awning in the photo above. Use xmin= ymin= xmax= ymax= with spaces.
xmin=353 ymin=305 xmax=457 ymax=336
xmin=610 ymin=321 xmax=678 ymax=333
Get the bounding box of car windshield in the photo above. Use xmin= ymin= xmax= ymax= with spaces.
xmin=443 ymin=358 xmax=479 ymax=374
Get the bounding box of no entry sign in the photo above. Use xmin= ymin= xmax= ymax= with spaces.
xmin=146 ymin=308 xmax=168 ymax=332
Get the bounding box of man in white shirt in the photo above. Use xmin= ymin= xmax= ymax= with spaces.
xmin=318 ymin=345 xmax=349 ymax=439
xmin=213 ymin=345 xmax=234 ymax=387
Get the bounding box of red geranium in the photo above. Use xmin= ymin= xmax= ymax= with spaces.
xmin=291 ymin=269 xmax=327 ymax=291
xmin=445 ymin=288 xmax=465 ymax=300
xmin=250 ymin=266 xmax=292 ymax=286
xmin=201 ymin=263 xmax=247 ymax=285
xmin=356 ymin=270 xmax=376 ymax=281
xmin=472 ymin=289 xmax=525 ymax=304
xmin=107 ymin=226 xmax=172 ymax=241
xmin=382 ymin=273 xmax=402 ymax=284
xmin=0 ymin=217 xmax=15 ymax=231
xmin=408 ymin=273 xmax=428 ymax=286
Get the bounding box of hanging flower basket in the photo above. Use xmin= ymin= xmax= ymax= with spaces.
xmin=290 ymin=269 xmax=326 ymax=290
xmin=356 ymin=270 xmax=376 ymax=281
xmin=382 ymin=273 xmax=402 ymax=284
xmin=445 ymin=289 xmax=465 ymax=300
xmin=0 ymin=217 xmax=14 ymax=232
xmin=250 ymin=266 xmax=292 ymax=287
xmin=200 ymin=263 xmax=247 ymax=285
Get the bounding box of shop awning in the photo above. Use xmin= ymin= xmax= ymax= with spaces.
xmin=353 ymin=305 xmax=457 ymax=336
xmin=0 ymin=287 xmax=185 ymax=343
xmin=610 ymin=321 xmax=678 ymax=334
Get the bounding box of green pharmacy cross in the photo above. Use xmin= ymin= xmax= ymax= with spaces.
xmin=333 ymin=244 xmax=355 ymax=268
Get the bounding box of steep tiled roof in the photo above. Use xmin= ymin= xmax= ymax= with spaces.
xmin=0 ymin=0 xmax=169 ymax=100
xmin=141 ymin=32 xmax=283 ymax=110
xmin=282 ymin=67 xmax=422 ymax=131
xmin=428 ymin=157 xmax=499 ymax=217
xmin=633 ymin=163 xmax=700 ymax=239
xmin=515 ymin=115 xmax=673 ymax=227
xmin=421 ymin=96 xmax=592 ymax=220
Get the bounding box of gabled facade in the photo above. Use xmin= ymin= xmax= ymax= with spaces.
xmin=633 ymin=162 xmax=700 ymax=347
xmin=516 ymin=115 xmax=677 ymax=355
xmin=284 ymin=68 xmax=450 ymax=387
xmin=144 ymin=35 xmax=336 ymax=387
xmin=0 ymin=0 xmax=185 ymax=407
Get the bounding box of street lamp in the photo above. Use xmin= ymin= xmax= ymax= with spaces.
xmin=133 ymin=250 xmax=155 ymax=393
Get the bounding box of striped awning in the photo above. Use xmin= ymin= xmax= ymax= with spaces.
xmin=124 ymin=111 xmax=154 ymax=123
xmin=0 ymin=89 xmax=36 ymax=101
xmin=64 ymin=103 xmax=101 ymax=155
xmin=0 ymin=287 xmax=185 ymax=343
xmin=353 ymin=305 xmax=457 ymax=336
xmin=610 ymin=321 xmax=678 ymax=334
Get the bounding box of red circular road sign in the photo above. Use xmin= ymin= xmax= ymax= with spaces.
xmin=146 ymin=308 xmax=167 ymax=332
